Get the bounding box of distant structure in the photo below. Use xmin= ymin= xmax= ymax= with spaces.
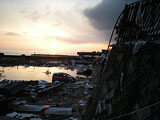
xmin=77 ymin=51 xmax=101 ymax=57
xmin=0 ymin=53 xmax=4 ymax=57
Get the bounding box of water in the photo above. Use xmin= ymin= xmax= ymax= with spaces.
xmin=0 ymin=66 xmax=78 ymax=82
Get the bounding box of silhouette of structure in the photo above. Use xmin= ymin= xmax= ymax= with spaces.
xmin=83 ymin=0 xmax=160 ymax=120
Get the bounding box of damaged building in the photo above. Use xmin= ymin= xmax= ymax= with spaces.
xmin=83 ymin=0 xmax=160 ymax=120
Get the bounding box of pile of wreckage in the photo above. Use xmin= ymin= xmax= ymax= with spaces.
xmin=0 ymin=77 xmax=97 ymax=120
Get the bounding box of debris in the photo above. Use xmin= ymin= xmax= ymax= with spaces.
xmin=6 ymin=112 xmax=37 ymax=119
xmin=84 ymin=83 xmax=93 ymax=89
xmin=66 ymin=117 xmax=80 ymax=120
xmin=43 ymin=70 xmax=51 ymax=75
xmin=52 ymin=72 xmax=75 ymax=83
xmin=83 ymin=68 xmax=92 ymax=78
xmin=45 ymin=107 xmax=72 ymax=115
xmin=12 ymin=100 xmax=27 ymax=105
xmin=13 ymin=105 xmax=46 ymax=113
xmin=0 ymin=75 xmax=96 ymax=119
xmin=79 ymin=100 xmax=87 ymax=107
xmin=6 ymin=112 xmax=19 ymax=118
xmin=38 ymin=84 xmax=46 ymax=89
xmin=60 ymin=64 xmax=65 ymax=67
xmin=76 ymin=65 xmax=86 ymax=75
xmin=54 ymin=80 xmax=61 ymax=85
xmin=39 ymin=80 xmax=48 ymax=85
xmin=135 ymin=2 xmax=143 ymax=26
xmin=0 ymin=80 xmax=28 ymax=96
xmin=30 ymin=118 xmax=42 ymax=120
xmin=84 ymin=91 xmax=88 ymax=95
xmin=71 ymin=60 xmax=76 ymax=66
xmin=120 ymin=73 xmax=124 ymax=91
xmin=132 ymin=41 xmax=146 ymax=55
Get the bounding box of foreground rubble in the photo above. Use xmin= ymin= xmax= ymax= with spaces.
xmin=0 ymin=77 xmax=97 ymax=120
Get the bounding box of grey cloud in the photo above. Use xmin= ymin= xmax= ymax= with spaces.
xmin=84 ymin=0 xmax=138 ymax=30
xmin=5 ymin=32 xmax=20 ymax=36
xmin=20 ymin=10 xmax=26 ymax=14
xmin=31 ymin=15 xmax=41 ymax=21
xmin=25 ymin=10 xmax=41 ymax=21
xmin=32 ymin=11 xmax=38 ymax=15
xmin=25 ymin=9 xmax=51 ymax=21
xmin=46 ymin=5 xmax=49 ymax=10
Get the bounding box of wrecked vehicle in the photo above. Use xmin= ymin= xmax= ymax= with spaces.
xmin=52 ymin=72 xmax=75 ymax=83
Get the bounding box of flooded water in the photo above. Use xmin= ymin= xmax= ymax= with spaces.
xmin=0 ymin=66 xmax=78 ymax=82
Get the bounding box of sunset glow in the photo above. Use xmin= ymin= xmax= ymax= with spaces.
xmin=0 ymin=0 xmax=108 ymax=55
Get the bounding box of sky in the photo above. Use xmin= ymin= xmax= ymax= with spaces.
xmin=0 ymin=0 xmax=137 ymax=55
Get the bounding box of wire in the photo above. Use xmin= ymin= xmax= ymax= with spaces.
xmin=106 ymin=101 xmax=160 ymax=120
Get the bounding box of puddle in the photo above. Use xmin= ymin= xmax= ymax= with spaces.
xmin=0 ymin=66 xmax=78 ymax=82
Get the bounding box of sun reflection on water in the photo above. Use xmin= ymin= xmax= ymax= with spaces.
xmin=0 ymin=66 xmax=77 ymax=82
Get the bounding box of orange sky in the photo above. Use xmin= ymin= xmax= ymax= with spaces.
xmin=0 ymin=0 xmax=108 ymax=55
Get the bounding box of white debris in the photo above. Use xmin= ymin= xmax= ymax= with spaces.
xmin=39 ymin=80 xmax=48 ymax=84
xmin=6 ymin=112 xmax=37 ymax=119
xmin=6 ymin=112 xmax=18 ymax=118
xmin=85 ymin=83 xmax=93 ymax=89
xmin=60 ymin=64 xmax=65 ymax=67
xmin=79 ymin=100 xmax=87 ymax=106
xmin=18 ymin=113 xmax=37 ymax=119
xmin=45 ymin=107 xmax=72 ymax=115
xmin=38 ymin=84 xmax=46 ymax=89
xmin=84 ymin=91 xmax=88 ymax=95
xmin=132 ymin=41 xmax=146 ymax=55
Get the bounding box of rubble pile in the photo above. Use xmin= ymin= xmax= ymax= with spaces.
xmin=0 ymin=77 xmax=97 ymax=120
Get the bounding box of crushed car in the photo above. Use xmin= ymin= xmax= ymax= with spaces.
xmin=52 ymin=72 xmax=75 ymax=83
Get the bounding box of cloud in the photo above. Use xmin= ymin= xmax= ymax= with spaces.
xmin=24 ymin=10 xmax=41 ymax=21
xmin=20 ymin=10 xmax=26 ymax=14
xmin=5 ymin=32 xmax=20 ymax=36
xmin=84 ymin=0 xmax=138 ymax=31
xmin=46 ymin=35 xmax=105 ymax=44
xmin=24 ymin=8 xmax=51 ymax=21
xmin=32 ymin=11 xmax=38 ymax=15
xmin=46 ymin=5 xmax=49 ymax=10
xmin=55 ymin=36 xmax=93 ymax=44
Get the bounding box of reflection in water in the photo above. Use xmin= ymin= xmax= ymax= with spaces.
xmin=0 ymin=66 xmax=77 ymax=82
xmin=0 ymin=67 xmax=5 ymax=79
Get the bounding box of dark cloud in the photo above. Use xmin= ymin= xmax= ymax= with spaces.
xmin=84 ymin=0 xmax=138 ymax=30
xmin=5 ymin=32 xmax=20 ymax=36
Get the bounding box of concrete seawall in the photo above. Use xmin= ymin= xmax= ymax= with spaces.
xmin=83 ymin=41 xmax=160 ymax=120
